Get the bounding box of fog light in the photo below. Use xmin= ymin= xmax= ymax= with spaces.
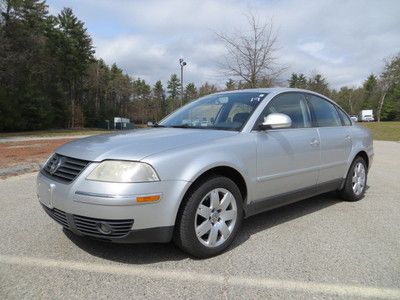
xmin=96 ymin=222 xmax=112 ymax=235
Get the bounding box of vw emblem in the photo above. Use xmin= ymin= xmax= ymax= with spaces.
xmin=49 ymin=156 xmax=64 ymax=175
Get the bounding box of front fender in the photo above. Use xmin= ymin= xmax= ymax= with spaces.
xmin=142 ymin=133 xmax=257 ymax=224
xmin=180 ymin=153 xmax=249 ymax=184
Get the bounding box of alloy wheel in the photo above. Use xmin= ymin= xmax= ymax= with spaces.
xmin=194 ymin=188 xmax=237 ymax=248
xmin=352 ymin=162 xmax=366 ymax=195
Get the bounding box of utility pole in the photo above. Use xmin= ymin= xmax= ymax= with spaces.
xmin=179 ymin=58 xmax=187 ymax=106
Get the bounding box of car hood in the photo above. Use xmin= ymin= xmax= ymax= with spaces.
xmin=56 ymin=128 xmax=238 ymax=162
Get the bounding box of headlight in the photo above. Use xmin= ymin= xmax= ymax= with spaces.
xmin=87 ymin=161 xmax=160 ymax=183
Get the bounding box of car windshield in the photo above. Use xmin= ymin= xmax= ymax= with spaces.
xmin=160 ymin=92 xmax=267 ymax=131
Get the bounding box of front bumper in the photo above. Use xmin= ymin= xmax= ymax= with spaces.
xmin=41 ymin=204 xmax=173 ymax=243
xmin=37 ymin=164 xmax=190 ymax=242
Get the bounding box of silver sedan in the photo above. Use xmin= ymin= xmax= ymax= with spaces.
xmin=37 ymin=88 xmax=373 ymax=258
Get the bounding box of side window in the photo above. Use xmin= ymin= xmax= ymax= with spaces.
xmin=308 ymin=95 xmax=342 ymax=127
xmin=337 ymin=108 xmax=352 ymax=126
xmin=260 ymin=93 xmax=311 ymax=128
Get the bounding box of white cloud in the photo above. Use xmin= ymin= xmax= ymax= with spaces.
xmin=298 ymin=42 xmax=325 ymax=55
xmin=47 ymin=0 xmax=400 ymax=88
xmin=297 ymin=42 xmax=344 ymax=65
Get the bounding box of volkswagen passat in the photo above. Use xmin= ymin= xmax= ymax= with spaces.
xmin=37 ymin=88 xmax=373 ymax=258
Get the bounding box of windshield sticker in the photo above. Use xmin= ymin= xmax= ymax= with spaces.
xmin=250 ymin=97 xmax=261 ymax=103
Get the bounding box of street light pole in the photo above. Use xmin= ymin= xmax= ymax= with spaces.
xmin=179 ymin=58 xmax=187 ymax=107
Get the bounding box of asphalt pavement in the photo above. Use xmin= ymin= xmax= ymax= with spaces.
xmin=0 ymin=140 xmax=399 ymax=299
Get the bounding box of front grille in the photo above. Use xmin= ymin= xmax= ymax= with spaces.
xmin=42 ymin=205 xmax=69 ymax=228
xmin=73 ymin=214 xmax=134 ymax=238
xmin=42 ymin=154 xmax=89 ymax=183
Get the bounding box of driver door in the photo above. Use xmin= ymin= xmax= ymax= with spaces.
xmin=254 ymin=92 xmax=320 ymax=202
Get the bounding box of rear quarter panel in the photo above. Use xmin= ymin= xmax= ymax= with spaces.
xmin=346 ymin=124 xmax=374 ymax=174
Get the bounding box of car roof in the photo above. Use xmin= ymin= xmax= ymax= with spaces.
xmin=213 ymin=87 xmax=347 ymax=112
xmin=215 ymin=87 xmax=327 ymax=97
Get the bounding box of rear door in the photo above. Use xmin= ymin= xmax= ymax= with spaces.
xmin=307 ymin=94 xmax=352 ymax=185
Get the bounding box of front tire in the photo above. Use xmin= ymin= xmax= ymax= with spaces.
xmin=174 ymin=175 xmax=243 ymax=258
xmin=340 ymin=156 xmax=368 ymax=201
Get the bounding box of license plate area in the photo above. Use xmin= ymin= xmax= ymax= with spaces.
xmin=37 ymin=181 xmax=55 ymax=208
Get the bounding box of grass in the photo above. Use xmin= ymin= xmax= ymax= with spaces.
xmin=360 ymin=121 xmax=400 ymax=142
xmin=0 ymin=128 xmax=111 ymax=138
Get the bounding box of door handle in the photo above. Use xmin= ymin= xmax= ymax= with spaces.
xmin=345 ymin=135 xmax=352 ymax=141
xmin=310 ymin=138 xmax=320 ymax=147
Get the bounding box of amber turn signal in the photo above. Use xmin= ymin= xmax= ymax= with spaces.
xmin=136 ymin=195 xmax=161 ymax=203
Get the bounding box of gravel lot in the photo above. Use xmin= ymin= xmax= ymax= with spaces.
xmin=0 ymin=140 xmax=399 ymax=299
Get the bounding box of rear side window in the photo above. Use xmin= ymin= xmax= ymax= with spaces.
xmin=337 ymin=108 xmax=352 ymax=126
xmin=308 ymin=95 xmax=342 ymax=127
xmin=261 ymin=93 xmax=311 ymax=128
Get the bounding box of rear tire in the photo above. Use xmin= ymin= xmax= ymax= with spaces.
xmin=174 ymin=175 xmax=243 ymax=258
xmin=339 ymin=156 xmax=367 ymax=201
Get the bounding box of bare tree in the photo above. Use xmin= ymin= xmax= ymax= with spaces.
xmin=216 ymin=12 xmax=284 ymax=88
xmin=377 ymin=53 xmax=400 ymax=122
xmin=377 ymin=82 xmax=388 ymax=123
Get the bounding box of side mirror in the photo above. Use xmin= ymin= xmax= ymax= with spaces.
xmin=147 ymin=121 xmax=154 ymax=127
xmin=260 ymin=113 xmax=292 ymax=130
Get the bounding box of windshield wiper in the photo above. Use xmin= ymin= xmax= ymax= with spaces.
xmin=170 ymin=124 xmax=192 ymax=128
xmin=152 ymin=123 xmax=165 ymax=128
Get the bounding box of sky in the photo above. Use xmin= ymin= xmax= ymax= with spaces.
xmin=47 ymin=0 xmax=400 ymax=89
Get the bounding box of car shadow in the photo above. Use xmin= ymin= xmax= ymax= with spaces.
xmin=63 ymin=192 xmax=342 ymax=263
xmin=63 ymin=228 xmax=188 ymax=264
xmin=231 ymin=192 xmax=341 ymax=248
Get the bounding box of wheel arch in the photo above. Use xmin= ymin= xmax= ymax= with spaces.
xmin=174 ymin=165 xmax=248 ymax=226
xmin=190 ymin=166 xmax=248 ymax=201
xmin=354 ymin=150 xmax=369 ymax=169
xmin=340 ymin=150 xmax=370 ymax=190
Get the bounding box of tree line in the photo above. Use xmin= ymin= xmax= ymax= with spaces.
xmin=0 ymin=1 xmax=399 ymax=132
xmin=288 ymin=60 xmax=400 ymax=122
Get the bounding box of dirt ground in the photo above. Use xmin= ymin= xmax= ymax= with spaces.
xmin=0 ymin=139 xmax=73 ymax=169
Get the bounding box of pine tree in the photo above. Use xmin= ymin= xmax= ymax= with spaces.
xmin=362 ymin=74 xmax=379 ymax=111
xmin=307 ymin=74 xmax=330 ymax=96
xmin=297 ymin=74 xmax=307 ymax=88
xmin=225 ymin=79 xmax=236 ymax=90
xmin=184 ymin=82 xmax=198 ymax=104
xmin=0 ymin=0 xmax=54 ymax=130
xmin=288 ymin=73 xmax=307 ymax=89
xmin=288 ymin=73 xmax=298 ymax=88
xmin=55 ymin=7 xmax=94 ymax=127
xmin=152 ymin=80 xmax=166 ymax=120
xmin=167 ymin=74 xmax=181 ymax=111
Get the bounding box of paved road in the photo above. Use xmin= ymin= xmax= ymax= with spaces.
xmin=0 ymin=141 xmax=399 ymax=299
